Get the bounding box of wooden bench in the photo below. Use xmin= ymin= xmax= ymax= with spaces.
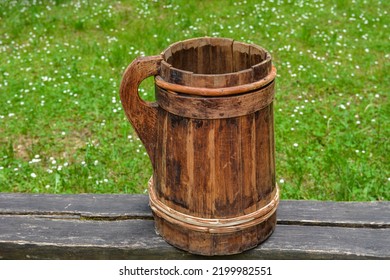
xmin=0 ymin=193 xmax=388 ymax=259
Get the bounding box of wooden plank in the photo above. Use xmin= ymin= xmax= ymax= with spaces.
xmin=277 ymin=200 xmax=390 ymax=228
xmin=0 ymin=194 xmax=389 ymax=227
xmin=0 ymin=215 xmax=388 ymax=259
xmin=257 ymin=224 xmax=390 ymax=260
xmin=0 ymin=193 xmax=152 ymax=219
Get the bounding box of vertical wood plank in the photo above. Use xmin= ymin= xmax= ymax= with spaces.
xmin=240 ymin=113 xmax=258 ymax=214
xmin=164 ymin=113 xmax=190 ymax=214
xmin=269 ymin=102 xmax=276 ymax=191
xmin=207 ymin=121 xmax=216 ymax=218
xmin=154 ymin=109 xmax=168 ymax=201
xmin=256 ymin=212 xmax=277 ymax=244
xmin=187 ymin=231 xmax=212 ymax=255
xmin=233 ymin=41 xmax=250 ymax=72
xmin=159 ymin=61 xmax=171 ymax=84
xmin=191 ymin=119 xmax=214 ymax=218
xmin=186 ymin=119 xmax=194 ymax=217
xmin=162 ymin=46 xmax=172 ymax=64
xmin=239 ymin=226 xmax=259 ymax=253
xmin=249 ymin=44 xmax=265 ymax=66
xmin=181 ymin=46 xmax=196 ymax=73
xmin=197 ymin=44 xmax=211 ymax=74
xmin=154 ymin=215 xmax=189 ymax=252
xmin=255 ymin=106 xmax=273 ymax=208
xmin=213 ymin=118 xmax=241 ymax=218
xmin=210 ymin=38 xmax=233 ymax=74
xmin=170 ymin=42 xmax=183 ymax=71
xmin=251 ymin=60 xmax=272 ymax=81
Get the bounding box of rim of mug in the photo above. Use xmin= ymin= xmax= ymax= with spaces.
xmin=160 ymin=36 xmax=272 ymax=76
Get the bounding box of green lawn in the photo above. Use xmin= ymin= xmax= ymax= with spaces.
xmin=0 ymin=0 xmax=389 ymax=201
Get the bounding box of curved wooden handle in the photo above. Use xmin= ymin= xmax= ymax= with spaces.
xmin=120 ymin=55 xmax=163 ymax=167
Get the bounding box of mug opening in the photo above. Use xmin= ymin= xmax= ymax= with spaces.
xmin=158 ymin=37 xmax=273 ymax=91
xmin=162 ymin=37 xmax=270 ymax=75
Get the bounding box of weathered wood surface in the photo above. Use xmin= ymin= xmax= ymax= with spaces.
xmin=120 ymin=55 xmax=162 ymax=167
xmin=121 ymin=37 xmax=278 ymax=255
xmin=2 ymin=194 xmax=388 ymax=227
xmin=159 ymin=37 xmax=272 ymax=90
xmin=0 ymin=193 xmax=389 ymax=259
xmin=156 ymin=81 xmax=275 ymax=119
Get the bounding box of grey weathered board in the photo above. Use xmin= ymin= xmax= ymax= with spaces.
xmin=0 ymin=193 xmax=389 ymax=259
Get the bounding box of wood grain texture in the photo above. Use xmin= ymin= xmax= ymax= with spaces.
xmin=0 ymin=193 xmax=152 ymax=219
xmin=150 ymin=101 xmax=277 ymax=254
xmin=126 ymin=38 xmax=279 ymax=255
xmin=1 ymin=194 xmax=388 ymax=228
xmin=155 ymin=67 xmax=276 ymax=96
xmin=116 ymin=37 xmax=390 ymax=257
xmin=119 ymin=55 xmax=162 ymax=166
xmin=0 ymin=194 xmax=389 ymax=259
xmin=0 ymin=209 xmax=388 ymax=260
xmin=156 ymin=81 xmax=275 ymax=119
xmin=159 ymin=37 xmax=273 ymax=91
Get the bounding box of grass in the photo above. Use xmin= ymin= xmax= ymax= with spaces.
xmin=0 ymin=0 xmax=388 ymax=201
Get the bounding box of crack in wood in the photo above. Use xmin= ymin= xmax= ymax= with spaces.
xmin=277 ymin=220 xmax=390 ymax=229
xmin=79 ymin=215 xmax=154 ymax=221
xmin=0 ymin=212 xmax=387 ymax=228
xmin=0 ymin=212 xmax=154 ymax=221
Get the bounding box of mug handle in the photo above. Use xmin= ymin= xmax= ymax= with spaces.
xmin=120 ymin=55 xmax=163 ymax=166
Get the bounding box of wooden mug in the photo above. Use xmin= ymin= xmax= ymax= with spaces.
xmin=120 ymin=37 xmax=279 ymax=255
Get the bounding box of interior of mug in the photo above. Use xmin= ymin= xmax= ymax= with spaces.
xmin=162 ymin=37 xmax=270 ymax=75
xmin=159 ymin=37 xmax=272 ymax=89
